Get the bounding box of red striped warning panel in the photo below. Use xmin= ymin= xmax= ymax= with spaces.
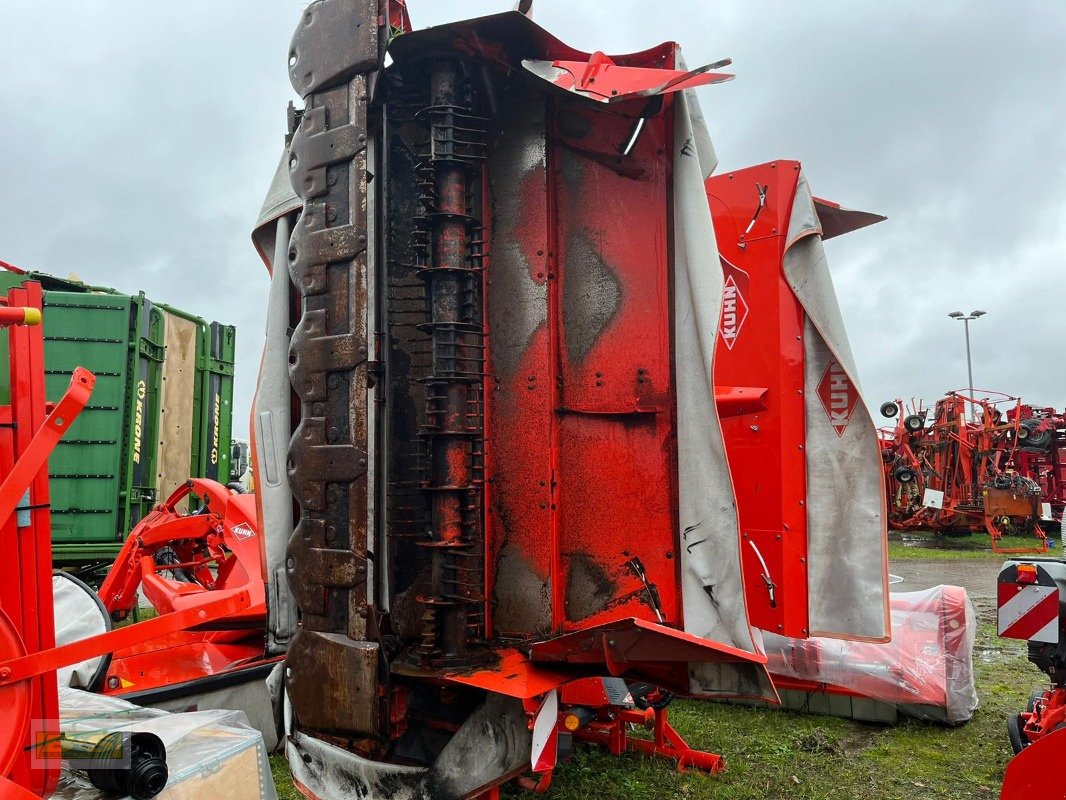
xmin=998 ymin=563 xmax=1060 ymax=644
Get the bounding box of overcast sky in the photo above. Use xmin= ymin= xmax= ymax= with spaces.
xmin=2 ymin=2 xmax=1064 ymax=435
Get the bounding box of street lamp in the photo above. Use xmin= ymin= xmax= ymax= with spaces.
xmin=948 ymin=310 xmax=987 ymax=421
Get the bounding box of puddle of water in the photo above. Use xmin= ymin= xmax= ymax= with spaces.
xmin=896 ymin=532 xmax=985 ymax=551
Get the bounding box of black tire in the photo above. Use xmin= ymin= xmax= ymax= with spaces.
xmin=629 ymin=682 xmax=674 ymax=711
xmin=1008 ymin=713 xmax=1028 ymax=755
xmin=904 ymin=414 xmax=924 ymax=432
xmin=1017 ymin=425 xmax=1030 ymax=441
xmin=1028 ymin=430 xmax=1054 ymax=449
xmin=880 ymin=401 xmax=900 ymax=419
xmin=894 ymin=466 xmax=916 ymax=483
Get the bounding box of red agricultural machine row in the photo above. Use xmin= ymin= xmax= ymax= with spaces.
xmin=0 ymin=2 xmax=1045 ymax=800
xmin=880 ymin=390 xmax=1064 ymax=553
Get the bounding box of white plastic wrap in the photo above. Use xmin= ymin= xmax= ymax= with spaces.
xmin=762 ymin=586 xmax=978 ymax=724
xmin=51 ymin=688 xmax=278 ymax=800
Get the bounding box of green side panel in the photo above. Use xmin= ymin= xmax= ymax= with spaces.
xmin=202 ymin=322 xmax=236 ymax=484
xmin=40 ymin=292 xmax=133 ymax=547
xmin=122 ymin=295 xmax=165 ymax=530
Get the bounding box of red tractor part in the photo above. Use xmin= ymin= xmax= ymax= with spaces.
xmin=1000 ymin=723 xmax=1066 ymax=800
xmin=99 ymin=479 xmax=265 ymax=626
xmin=708 ymin=161 xmax=890 ymax=641
xmin=95 ymin=478 xmax=274 ymax=699
xmin=997 ymin=559 xmax=1066 ymax=796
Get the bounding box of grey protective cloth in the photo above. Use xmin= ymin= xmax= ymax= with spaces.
xmin=52 ymin=573 xmax=110 ymax=690
xmin=672 ymin=88 xmax=773 ymax=700
xmin=251 ymin=148 xmax=301 ymax=654
xmin=784 ymin=175 xmax=890 ymax=641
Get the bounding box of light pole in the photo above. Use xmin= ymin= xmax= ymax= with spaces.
xmin=948 ymin=310 xmax=986 ymax=421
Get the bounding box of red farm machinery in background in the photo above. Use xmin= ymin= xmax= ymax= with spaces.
xmin=1007 ymin=404 xmax=1066 ymax=523
xmin=879 ymin=390 xmax=1052 ymax=553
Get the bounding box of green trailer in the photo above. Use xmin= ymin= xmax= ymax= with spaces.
xmin=0 ymin=270 xmax=235 ymax=568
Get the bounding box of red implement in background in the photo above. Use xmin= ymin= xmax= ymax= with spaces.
xmin=96 ymin=478 xmax=271 ymax=697
xmin=1007 ymin=404 xmax=1066 ymax=524
xmin=880 ymin=391 xmax=1048 ymax=553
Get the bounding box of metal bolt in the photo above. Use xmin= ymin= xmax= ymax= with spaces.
xmin=0 ymin=667 xmax=10 ymax=680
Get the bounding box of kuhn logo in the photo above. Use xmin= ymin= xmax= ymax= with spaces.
xmin=231 ymin=523 xmax=256 ymax=541
xmin=817 ymin=359 xmax=858 ymax=437
xmin=718 ymin=259 xmax=750 ymax=350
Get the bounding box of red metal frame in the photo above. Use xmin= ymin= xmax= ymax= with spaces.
xmin=706 ymin=162 xmax=811 ymax=638
xmin=99 ymin=479 xmax=265 ymax=625
xmin=571 ymin=706 xmax=723 ymax=774
xmin=0 ymin=283 xmax=92 ymax=797
xmin=96 ymin=479 xmax=270 ymax=696
xmin=0 ymin=589 xmax=252 ymax=686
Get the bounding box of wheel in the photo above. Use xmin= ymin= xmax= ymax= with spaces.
xmin=1028 ymin=428 xmax=1054 ymax=448
xmin=0 ymin=607 xmax=32 ymax=777
xmin=1008 ymin=713 xmax=1028 ymax=755
xmin=1017 ymin=425 xmax=1031 ymax=441
xmin=880 ymin=401 xmax=900 ymax=419
xmin=903 ymin=414 xmax=924 ymax=432
xmin=53 ymin=571 xmax=114 ymax=692
xmin=894 ymin=466 xmax=916 ymax=483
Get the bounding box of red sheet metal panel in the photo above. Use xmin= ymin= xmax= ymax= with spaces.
xmin=487 ymin=83 xmax=685 ymax=638
xmin=553 ymin=103 xmax=679 ymax=631
xmin=485 ymin=90 xmax=555 ymax=637
xmin=707 ymin=162 xmax=810 ymax=638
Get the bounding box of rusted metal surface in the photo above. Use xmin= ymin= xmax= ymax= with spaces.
xmin=413 ymin=60 xmax=489 ymax=666
xmin=285 ymin=0 xmax=383 ymax=738
xmin=286 ymin=632 xmax=383 ymax=734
